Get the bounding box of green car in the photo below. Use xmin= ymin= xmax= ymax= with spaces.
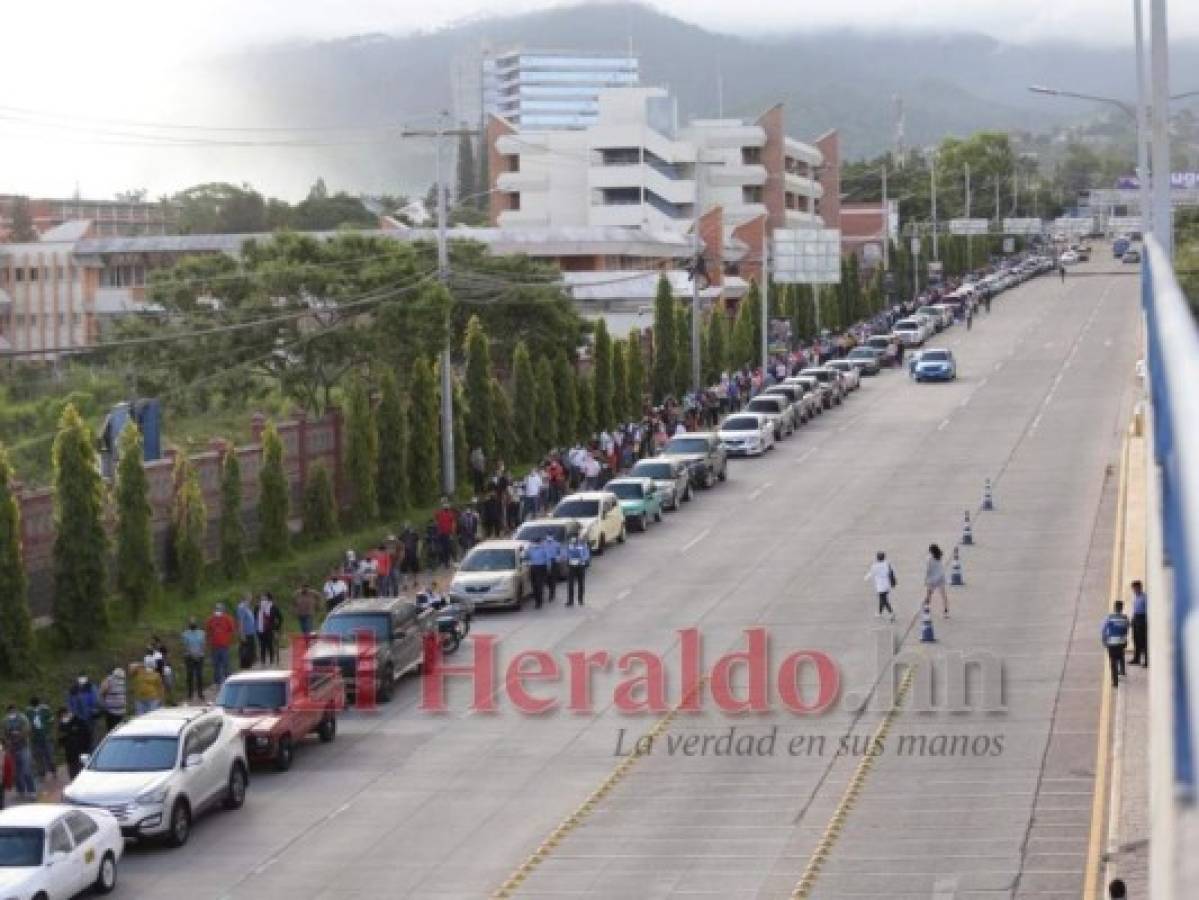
xmin=604 ymin=477 xmax=664 ymax=532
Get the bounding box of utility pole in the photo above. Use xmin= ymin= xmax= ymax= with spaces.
xmin=690 ymin=163 xmax=705 ymax=392
xmin=1133 ymin=0 xmax=1153 ymax=237
xmin=994 ymin=177 xmax=1001 ymax=227
xmin=1149 ymin=0 xmax=1171 ymax=256
xmin=760 ymin=217 xmax=769 ymax=378
xmin=965 ymin=163 xmax=972 ymax=271
xmin=931 ymin=154 xmax=939 ymax=261
xmin=881 ymin=164 xmax=890 ymax=271
xmin=1012 ymin=170 xmax=1019 ymax=216
xmin=401 ymin=113 xmax=478 ymax=497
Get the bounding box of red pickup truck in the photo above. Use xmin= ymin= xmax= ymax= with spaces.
xmin=215 ymin=668 xmax=343 ymax=771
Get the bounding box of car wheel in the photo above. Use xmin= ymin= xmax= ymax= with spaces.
xmin=166 ymin=800 xmax=191 ymax=847
xmin=703 ymin=467 xmax=715 ymax=489
xmin=378 ymin=665 xmax=395 ymax=702
xmin=318 ymin=713 xmax=337 ymax=743
xmin=683 ymin=484 xmax=693 ymax=502
xmin=636 ymin=514 xmax=647 ymax=532
xmin=617 ymin=525 xmax=627 ymax=544
xmin=441 ymin=631 xmax=461 ymax=653
xmin=94 ymin=851 xmax=118 ymax=894
xmin=224 ymin=763 xmax=248 ymax=809
xmin=274 ymin=736 xmax=294 ymax=772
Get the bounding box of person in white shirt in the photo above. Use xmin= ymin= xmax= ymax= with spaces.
xmin=674 ymin=421 xmax=687 ymax=436
xmin=522 ymin=469 xmax=543 ymax=521
xmin=865 ymin=550 xmax=897 ymax=621
xmin=582 ymin=454 xmax=601 ymax=489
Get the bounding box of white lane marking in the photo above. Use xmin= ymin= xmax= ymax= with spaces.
xmin=747 ymin=481 xmax=773 ymax=501
xmin=937 ymin=419 xmax=950 ymax=431
xmin=253 ymin=857 xmax=280 ymax=877
xmin=979 ymin=377 xmax=988 ymax=388
xmin=681 ymin=527 xmax=712 ymax=553
xmin=326 ymin=802 xmax=352 ymax=821
xmin=994 ymin=361 xmax=1004 ymax=371
xmin=795 ymin=448 xmax=816 ymax=465
xmin=1030 ymin=411 xmax=1044 ymax=433
xmin=616 ymin=588 xmax=632 ymax=600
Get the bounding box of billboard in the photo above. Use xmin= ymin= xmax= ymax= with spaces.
xmin=1107 ymin=216 xmax=1143 ymax=234
xmin=1002 ymin=218 xmax=1043 ymax=235
xmin=948 ymin=218 xmax=989 ymax=236
xmin=772 ymin=228 xmax=842 ymax=284
xmin=1053 ymin=216 xmax=1095 ymax=236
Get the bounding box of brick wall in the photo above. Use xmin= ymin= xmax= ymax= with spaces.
xmin=17 ymin=409 xmax=343 ymax=619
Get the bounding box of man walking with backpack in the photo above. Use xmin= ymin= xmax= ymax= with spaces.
xmin=865 ymin=551 xmax=897 ymax=622
xmin=1102 ymin=601 xmax=1131 ymax=688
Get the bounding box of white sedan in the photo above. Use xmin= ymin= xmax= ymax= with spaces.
xmin=718 ymin=412 xmax=775 ymax=457
xmin=0 ymin=803 xmax=122 ymax=897
xmin=825 ymin=359 xmax=861 ymax=391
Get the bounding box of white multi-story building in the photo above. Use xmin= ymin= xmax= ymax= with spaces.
xmin=482 ymin=49 xmax=639 ymax=130
xmin=487 ymin=88 xmax=829 ymax=249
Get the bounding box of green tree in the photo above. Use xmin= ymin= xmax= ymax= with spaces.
xmin=114 ymin=423 xmax=157 ymax=617
xmin=704 ymin=303 xmax=728 ymax=384
xmin=534 ymin=358 xmax=559 ymax=451
xmin=611 ymin=339 xmax=629 ymax=424
xmin=675 ymin=306 xmax=692 ymax=395
xmin=0 ymin=445 xmax=33 ymax=674
xmin=490 ymin=378 xmax=515 ymax=467
xmin=463 ymin=316 xmax=494 ymax=460
xmin=376 ymin=369 xmax=408 ymax=519
xmin=218 ymin=447 xmax=247 ymax=581
xmin=407 ymin=357 xmax=440 ymax=505
xmin=512 ymin=341 xmax=537 ymax=461
xmin=626 ymin=328 xmax=645 ymax=417
xmin=576 ymin=374 xmax=595 ymax=440
xmin=258 ymin=422 xmax=290 ymax=556
xmin=453 ymin=380 xmax=470 ymax=492
xmin=51 ymin=404 xmax=108 ymax=648
xmin=302 ymin=462 xmax=338 ymax=542
xmin=345 ymin=376 xmax=379 ymax=526
xmin=8 ymin=196 xmax=37 ymax=242
xmin=552 ymin=353 xmax=577 ymax=447
xmin=456 ymin=131 xmax=478 ymax=208
xmin=651 ymin=275 xmax=677 ymax=402
xmin=731 ymin=295 xmax=755 ymax=370
xmin=592 ymin=319 xmax=613 ymax=430
xmin=172 ymin=456 xmax=206 ymax=599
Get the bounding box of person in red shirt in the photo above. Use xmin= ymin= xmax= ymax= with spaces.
xmin=205 ymin=603 xmax=236 ymax=686
xmin=366 ymin=545 xmax=392 ymax=596
xmin=433 ymin=499 xmax=457 ymax=568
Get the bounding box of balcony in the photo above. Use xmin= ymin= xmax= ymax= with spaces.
xmin=588 ymin=164 xmax=695 ymax=206
xmin=497 ymin=171 xmax=549 ymax=192
xmin=784 ymin=172 xmax=823 ymax=198
xmin=707 ymin=164 xmax=767 ymax=188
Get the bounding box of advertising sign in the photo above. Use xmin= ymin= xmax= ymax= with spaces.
xmin=768 ymin=317 xmax=793 ymax=352
xmin=948 ymin=218 xmax=989 ymax=236
xmin=1002 ymin=218 xmax=1043 ymax=235
xmin=1053 ymin=217 xmax=1095 ymax=236
xmin=772 ymin=229 xmax=842 ymax=284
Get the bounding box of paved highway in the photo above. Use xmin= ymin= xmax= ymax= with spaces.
xmin=113 ymin=259 xmax=1140 ymax=899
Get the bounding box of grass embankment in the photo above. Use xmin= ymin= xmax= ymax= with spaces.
xmin=2 ymin=509 xmax=444 ymax=713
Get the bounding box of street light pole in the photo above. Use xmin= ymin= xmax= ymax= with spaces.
xmin=1134 ymin=0 xmax=1154 ymax=236
xmin=881 ymin=164 xmax=890 ymax=271
xmin=1150 ymin=0 xmax=1172 ymax=256
xmin=760 ymin=216 xmax=769 ymax=379
xmin=690 ymin=162 xmax=705 ymax=393
xmin=931 ymin=153 xmax=939 ymax=261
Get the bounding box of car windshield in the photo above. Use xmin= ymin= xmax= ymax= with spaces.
xmin=319 ymin=612 xmax=391 ymax=642
xmin=664 ymin=438 xmax=709 ymax=454
xmin=848 ymin=349 xmax=874 ymax=358
xmin=630 ymin=462 xmax=672 ymax=479
xmin=895 ymin=323 xmax=918 ymax=330
xmin=608 ymin=482 xmax=644 ymax=500
xmin=217 ymin=679 xmax=287 ymax=710
xmin=922 ymin=351 xmax=951 ymax=361
xmin=89 ymin=735 xmax=179 ymax=772
xmin=460 ymin=548 xmax=518 ymax=571
xmin=747 ymin=399 xmax=780 ymax=411
xmin=722 ymin=416 xmax=761 ymax=431
xmin=554 ymin=499 xmax=599 ymax=518
xmin=0 ymin=828 xmax=43 ymax=867
xmin=515 ymin=523 xmax=566 ymax=542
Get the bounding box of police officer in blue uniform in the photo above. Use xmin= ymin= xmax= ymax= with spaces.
xmin=544 ymin=532 xmax=562 ymax=603
xmin=1102 ymin=600 xmax=1131 ymax=688
xmin=566 ymin=535 xmax=591 ymax=607
xmin=528 ymin=536 xmax=550 ymax=609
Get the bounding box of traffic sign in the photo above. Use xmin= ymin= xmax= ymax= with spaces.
xmin=949 ymin=218 xmax=989 ymax=236
xmin=1003 ymin=238 xmax=1015 ymax=254
xmin=910 ymin=237 xmax=921 ymax=255
xmin=1053 ymin=216 xmax=1095 ymax=236
xmin=1002 ymin=217 xmax=1043 ymax=235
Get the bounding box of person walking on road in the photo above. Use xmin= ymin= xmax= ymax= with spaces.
xmin=566 ymin=535 xmax=590 ymax=606
xmin=1130 ymin=580 xmax=1148 ymax=666
xmin=865 ymin=551 xmax=897 ymax=622
xmin=1102 ymin=601 xmax=1131 ymax=688
xmin=1059 ymin=262 xmax=1067 ymax=283
xmin=256 ymin=592 xmax=281 ymax=665
xmin=236 ymin=594 xmax=258 ymax=671
xmin=26 ymin=698 xmax=54 ymax=781
xmin=3 ymin=705 xmax=36 ymax=800
xmin=924 ymin=544 xmax=950 ymax=618
xmin=965 ymin=302 xmax=974 ymax=331
xmin=293 ymin=583 xmax=319 ymax=636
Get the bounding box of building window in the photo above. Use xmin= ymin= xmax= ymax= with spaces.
xmin=505 ymin=154 xmax=520 ymax=173
xmin=28 ymin=268 xmax=37 ymax=282
xmin=742 ymin=186 xmax=764 ymax=204
xmin=600 ymin=148 xmax=640 ymax=166
xmin=509 ymin=193 xmax=521 ymax=211
xmin=742 ymin=147 xmax=762 ymax=165
xmin=15 ymin=268 xmax=24 ymax=282
xmin=15 ymin=314 xmax=24 ymax=326
xmin=601 ymin=187 xmax=641 ymax=206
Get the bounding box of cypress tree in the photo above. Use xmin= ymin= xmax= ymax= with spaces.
xmin=651 ymin=274 xmax=676 ymax=402
xmin=704 ymin=303 xmax=728 ymax=385
xmin=51 ymin=404 xmax=107 ymax=648
xmin=552 ymin=352 xmax=577 ymax=447
xmin=575 ymin=374 xmax=594 ymax=441
xmin=258 ymin=421 xmax=290 ymax=556
xmin=0 ymin=444 xmax=33 ymax=674
xmin=675 ymin=305 xmax=692 ymax=395
xmin=407 ymin=356 xmax=440 ymax=506
xmin=218 ymin=446 xmax=247 ymax=581
xmin=731 ymin=296 xmax=755 ymax=370
xmin=592 ymin=319 xmax=613 ymax=431
xmin=463 ymin=315 xmax=494 ymax=460
xmin=456 ymin=131 xmax=477 ymax=207
xmin=511 ymin=341 xmax=537 ymax=461
xmin=453 ymin=379 xmax=470 ymax=493
xmin=611 ymin=339 xmax=628 ymax=424
xmin=172 ymin=456 xmax=206 ymax=599
xmin=114 ymin=423 xmax=157 ymax=617
xmin=376 ymin=369 xmax=408 ymax=519
xmin=625 ymin=327 xmax=645 ymax=418
xmin=534 ymin=357 xmax=559 ymax=452
xmin=490 ymin=377 xmax=515 ymax=467
xmin=345 ymin=375 xmax=379 ymax=526
xmin=302 ymin=462 xmax=338 ymax=542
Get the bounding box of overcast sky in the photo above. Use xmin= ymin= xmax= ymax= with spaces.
xmin=2 ymin=0 xmax=1196 ymax=199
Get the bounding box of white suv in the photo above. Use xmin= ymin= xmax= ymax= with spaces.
xmin=64 ymin=707 xmax=248 ymax=847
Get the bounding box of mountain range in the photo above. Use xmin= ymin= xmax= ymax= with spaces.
xmin=181 ymin=1 xmax=1199 ymax=198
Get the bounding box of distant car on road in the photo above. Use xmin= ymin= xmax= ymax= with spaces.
xmin=800 ymin=367 xmax=848 ymax=406
xmin=744 ymin=394 xmax=796 ymax=439
xmin=63 ymin=707 xmax=248 ymax=847
xmin=605 ymin=477 xmax=664 ymax=532
xmin=825 ymin=359 xmax=862 ymax=391
xmin=913 ymin=348 xmax=957 ymax=382
xmin=846 ymin=346 xmax=883 ymax=375
xmin=0 ymin=803 xmax=123 ymax=897
xmin=1059 ymin=250 xmax=1079 ymax=265
xmin=892 ymin=318 xmax=928 ymax=347
xmin=628 ymin=457 xmax=692 ymax=509
xmin=307 ymin=596 xmax=430 ymax=700
xmin=1122 ymin=248 xmax=1142 ymax=264
xmin=449 ymin=540 xmax=533 ymax=610
xmin=717 ymin=412 xmax=775 ymax=457
xmin=216 ymin=668 xmax=341 ymax=771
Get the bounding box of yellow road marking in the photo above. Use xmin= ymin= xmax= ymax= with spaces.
xmin=790 ymin=667 xmax=916 ymax=899
xmin=1083 ymin=423 xmax=1132 ymax=899
xmin=492 ymin=678 xmax=707 ymax=899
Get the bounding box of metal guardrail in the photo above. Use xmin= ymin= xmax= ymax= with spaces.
xmin=1142 ymin=236 xmax=1199 ymax=795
